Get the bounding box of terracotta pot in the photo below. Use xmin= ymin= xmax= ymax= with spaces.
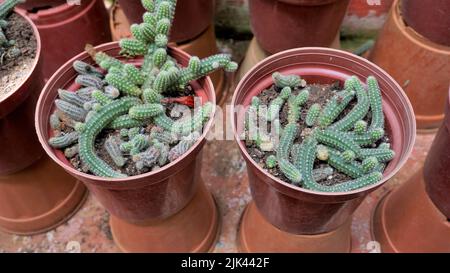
xmin=35 ymin=42 xmax=219 ymax=252
xmin=249 ymin=0 xmax=350 ymax=54
xmin=423 ymin=87 xmax=450 ymax=219
xmin=236 ymin=34 xmax=341 ymax=83
xmin=118 ymin=0 xmax=214 ymax=43
xmin=109 ymin=5 xmax=226 ymax=104
xmin=369 ymin=0 xmax=450 ymax=131
xmin=372 ymin=169 xmax=450 ymax=252
xmin=231 ymin=47 xmax=416 ymax=251
xmin=16 ymin=0 xmax=112 ymax=81
xmin=0 ymin=11 xmax=87 ymax=235
xmin=401 ymin=0 xmax=450 ymax=47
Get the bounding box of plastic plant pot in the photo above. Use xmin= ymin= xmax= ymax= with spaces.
xmin=35 ymin=42 xmax=219 ymax=252
xmin=400 ymin=0 xmax=450 ymax=47
xmin=369 ymin=0 xmax=450 ymax=131
xmin=0 ymin=10 xmax=87 ymax=235
xmin=118 ymin=0 xmax=214 ymax=44
xmin=231 ymin=47 xmax=416 ymax=252
xmin=249 ymin=0 xmax=350 ymax=54
xmin=372 ymin=87 xmax=450 ymax=253
xmin=16 ymin=0 xmax=112 ymax=81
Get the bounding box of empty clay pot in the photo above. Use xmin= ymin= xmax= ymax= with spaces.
xmin=372 ymin=169 xmax=450 ymax=252
xmin=118 ymin=0 xmax=214 ymax=43
xmin=0 ymin=11 xmax=87 ymax=235
xmin=249 ymin=0 xmax=350 ymax=54
xmin=231 ymin=47 xmax=416 ymax=251
xmin=369 ymin=0 xmax=450 ymax=131
xmin=35 ymin=42 xmax=219 ymax=252
xmin=109 ymin=5 xmax=225 ymax=104
xmin=423 ymin=87 xmax=450 ymax=219
xmin=16 ymin=0 xmax=112 ymax=81
xmin=401 ymin=0 xmax=450 ymax=47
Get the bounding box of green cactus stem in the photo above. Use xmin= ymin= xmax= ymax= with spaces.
xmin=278 ymin=158 xmax=302 ymax=184
xmin=316 ymin=144 xmax=330 ymax=161
xmin=360 ymin=148 xmax=395 ymax=162
xmin=341 ymin=150 xmax=356 ymax=163
xmin=265 ymin=155 xmax=277 ymax=168
xmin=0 ymin=0 xmax=23 ymax=20
xmin=73 ymin=60 xmax=103 ymax=78
xmin=109 ymin=115 xmax=145 ymax=129
xmin=49 ymin=112 xmax=61 ymax=130
xmin=168 ymin=132 xmax=200 ymax=162
xmin=362 ymin=157 xmax=379 ymax=174
xmin=143 ymin=88 xmax=163 ymax=103
xmin=150 ymin=127 xmax=177 ymax=144
xmin=347 ymin=128 xmax=385 ymax=146
xmin=287 ymin=89 xmax=310 ymax=123
xmin=133 ymin=146 xmax=160 ymax=170
xmin=128 ymin=127 xmax=141 ymax=139
xmin=307 ymin=172 xmax=383 ymax=193
xmin=327 ymin=149 xmax=365 ymax=179
xmin=104 ymin=136 xmax=126 ymax=167
xmin=295 ymin=137 xmax=318 ymax=188
xmin=76 ymin=87 xmax=96 ymax=100
xmin=153 ymin=141 xmax=170 ymax=166
xmin=92 ymin=90 xmax=112 ymax=105
xmin=272 ymin=72 xmax=305 ymax=89
xmin=128 ymin=103 xmax=164 ymax=120
xmin=318 ymin=90 xmax=356 ymax=128
xmin=314 ymin=129 xmax=361 ymax=157
xmin=75 ymin=74 xmax=104 ymax=90
xmin=48 ymin=132 xmax=79 ymax=149
xmin=55 ymin=99 xmax=87 ymax=122
xmin=64 ymin=144 xmax=79 ymax=159
xmin=366 ymin=76 xmax=385 ymax=130
xmin=306 ymin=103 xmax=321 ymax=127
xmin=267 ymin=87 xmax=291 ymax=122
xmin=174 ymin=102 xmax=213 ymax=136
xmin=78 ymin=97 xmax=141 ymax=178
xmin=329 ymin=77 xmax=370 ymax=131
xmin=58 ymin=89 xmax=90 ymax=107
xmin=105 ymin=72 xmax=142 ymax=97
xmin=154 ymin=113 xmax=175 ymax=131
xmin=354 ymin=120 xmax=368 ymax=135
xmin=276 ymin=123 xmax=298 ymax=160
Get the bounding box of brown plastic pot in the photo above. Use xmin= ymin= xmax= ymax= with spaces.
xmin=35 ymin=42 xmax=219 ymax=252
xmin=16 ymin=0 xmax=112 ymax=81
xmin=0 ymin=11 xmax=87 ymax=235
xmin=369 ymin=0 xmax=450 ymax=131
xmin=372 ymin=169 xmax=450 ymax=252
xmin=249 ymin=0 xmax=350 ymax=54
xmin=118 ymin=0 xmax=214 ymax=44
xmin=231 ymin=48 xmax=416 ymax=243
xmin=423 ymin=87 xmax=450 ymax=219
xmin=400 ymin=0 xmax=450 ymax=47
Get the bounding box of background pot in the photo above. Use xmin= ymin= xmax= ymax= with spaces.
xmin=232 ymin=47 xmax=416 ymax=235
xmin=369 ymin=0 xmax=450 ymax=131
xmin=400 ymin=0 xmax=450 ymax=47
xmin=0 ymin=11 xmax=86 ymax=235
xmin=249 ymin=0 xmax=350 ymax=54
xmin=118 ymin=0 xmax=214 ymax=44
xmin=17 ymin=0 xmax=111 ymax=81
xmin=35 ymin=42 xmax=216 ymax=224
xmin=423 ymin=87 xmax=450 ymax=218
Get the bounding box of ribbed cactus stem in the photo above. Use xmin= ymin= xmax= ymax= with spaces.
xmin=73 ymin=60 xmax=103 ymax=78
xmin=104 ymin=136 xmax=126 ymax=167
xmin=360 ymin=148 xmax=395 ymax=162
xmin=327 ymin=149 xmax=365 ymax=179
xmin=306 ymin=103 xmax=321 ymax=127
xmin=362 ymin=157 xmax=379 ymax=174
xmin=354 ymin=120 xmax=368 ymax=135
xmin=296 ymin=137 xmax=318 ymax=189
xmin=347 ymin=128 xmax=384 ymax=146
xmin=307 ymin=172 xmax=383 ymax=193
xmin=55 ymin=99 xmax=87 ymax=122
xmin=272 ymin=72 xmax=305 ymax=89
xmin=265 ymin=155 xmax=277 ymax=168
xmin=48 ymin=132 xmax=79 ymax=149
xmin=58 ymin=89 xmax=88 ymax=108
xmin=75 ymin=74 xmax=104 ymax=89
xmin=109 ymin=115 xmax=144 ymax=129
xmin=314 ymin=129 xmax=361 ymax=157
xmin=78 ymin=97 xmax=141 ymax=178
xmin=168 ymin=132 xmax=200 ymax=162
xmin=0 ymin=0 xmax=23 ymax=20
xmin=129 ymin=103 xmax=164 ymax=120
xmin=318 ymin=90 xmax=356 ymax=128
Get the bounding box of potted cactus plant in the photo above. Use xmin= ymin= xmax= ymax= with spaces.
xmin=16 ymin=0 xmax=111 ymax=81
xmin=35 ymin=0 xmax=237 ymax=252
xmin=232 ymin=47 xmax=415 ymax=252
xmin=0 ymin=0 xmax=87 ymax=235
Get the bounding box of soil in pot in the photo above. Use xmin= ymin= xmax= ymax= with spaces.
xmin=0 ymin=13 xmax=37 ymax=100
xmin=242 ymin=73 xmax=394 ymax=192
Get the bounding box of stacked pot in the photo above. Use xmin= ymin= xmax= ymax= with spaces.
xmin=35 ymin=43 xmax=220 ymax=253
xmin=232 ymin=48 xmax=416 ymax=252
xmin=369 ymin=0 xmax=450 ymax=131
xmin=372 ymin=87 xmax=450 ymax=253
xmin=0 ymin=10 xmax=86 ymax=235
xmin=114 ymin=0 xmax=226 ymax=103
xmin=16 ymin=0 xmax=112 ymax=81
xmin=237 ymin=0 xmax=349 ymax=81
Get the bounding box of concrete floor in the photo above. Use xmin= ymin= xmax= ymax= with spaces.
xmin=0 ymin=37 xmax=438 ymax=253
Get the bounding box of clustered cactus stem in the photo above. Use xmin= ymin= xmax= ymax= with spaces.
xmin=244 ymin=72 xmax=395 ymax=192
xmin=48 ymin=0 xmax=237 ymax=178
xmin=0 ymin=0 xmax=24 ymax=64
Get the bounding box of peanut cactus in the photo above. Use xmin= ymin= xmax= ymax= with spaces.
xmin=48 ymin=132 xmax=79 ymax=149
xmin=243 ymin=73 xmax=395 ymax=192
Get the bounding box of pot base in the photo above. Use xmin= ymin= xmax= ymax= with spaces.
xmin=109 ymin=182 xmax=220 ymax=253
xmin=372 ymin=169 xmax=450 ymax=252
xmin=238 ymin=202 xmax=352 ymax=253
xmin=0 ymin=156 xmax=87 ymax=235
xmin=236 ymin=34 xmax=341 ymax=83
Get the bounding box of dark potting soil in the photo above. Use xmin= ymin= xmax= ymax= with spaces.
xmin=63 ymin=87 xmax=196 ymax=177
xmin=0 ymin=13 xmax=37 ymax=100
xmin=246 ymin=83 xmax=390 ymax=187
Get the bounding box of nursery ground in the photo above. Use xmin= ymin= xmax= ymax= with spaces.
xmin=0 ymin=36 xmax=436 ymax=253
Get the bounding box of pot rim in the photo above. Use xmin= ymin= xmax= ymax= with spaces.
xmin=0 ymin=10 xmax=41 ymax=106
xmin=35 ymin=41 xmax=216 ymax=184
xmin=231 ymin=47 xmax=416 ymax=198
